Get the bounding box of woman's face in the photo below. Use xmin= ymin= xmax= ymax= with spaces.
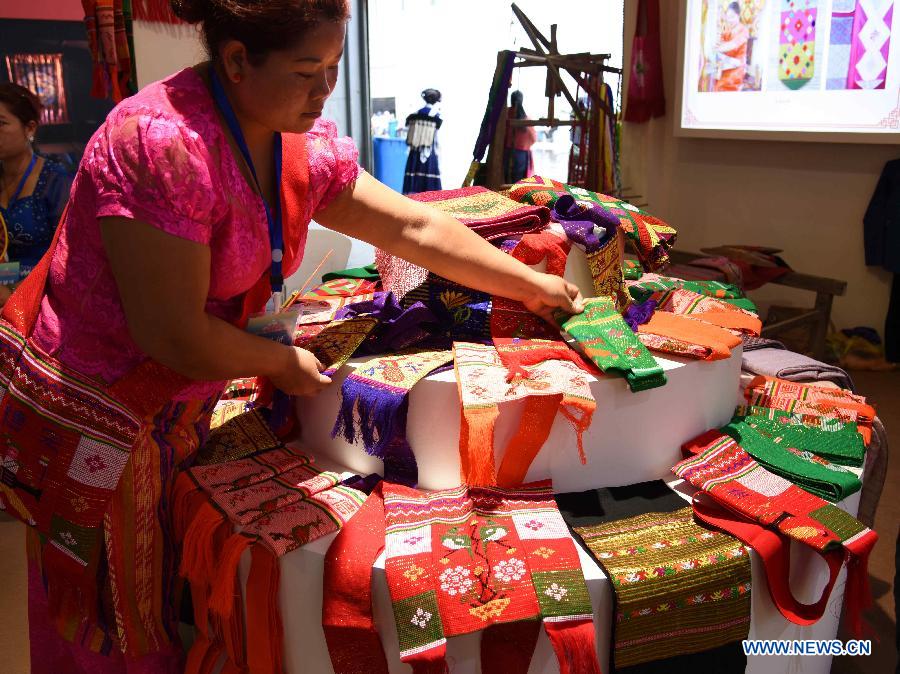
xmin=229 ymin=20 xmax=346 ymax=135
xmin=726 ymin=8 xmax=740 ymax=26
xmin=0 ymin=103 xmax=33 ymax=161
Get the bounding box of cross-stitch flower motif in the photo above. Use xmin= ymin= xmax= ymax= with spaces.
xmin=624 ymin=346 xmax=643 ymax=359
xmin=607 ymin=328 xmax=624 ymax=339
xmin=439 ymin=566 xmax=473 ymax=596
xmin=532 ymin=546 xmax=555 ymax=559
xmin=544 ymin=583 xmax=569 ymax=601
xmin=493 ymin=558 xmax=526 ymax=583
xmin=404 ymin=535 xmax=424 ymax=547
xmin=700 ymin=532 xmax=715 ymax=539
xmin=597 ymin=551 xmax=614 ymax=559
xmin=651 ymin=541 xmax=667 ymax=549
xmin=625 ymin=572 xmax=643 ymax=583
xmin=404 ymin=565 xmax=425 ymax=582
xmin=410 ymin=607 xmax=432 ymax=629
xmin=680 ymin=560 xmax=697 ymax=570
xmin=657 ymin=603 xmax=671 ymax=612
xmin=691 ymin=594 xmax=707 ymax=604
xmin=59 ymin=531 xmax=77 ymax=547
xmin=84 ymin=454 xmax=106 ymax=473
xmin=522 ymin=519 xmax=544 ymax=532
xmin=70 ymin=496 xmax=89 ymax=513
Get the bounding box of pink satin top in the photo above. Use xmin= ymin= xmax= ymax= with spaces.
xmin=31 ymin=68 xmax=361 ymax=400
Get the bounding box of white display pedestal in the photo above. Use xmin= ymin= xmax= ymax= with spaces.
xmin=297 ymin=347 xmax=743 ymax=492
xmin=268 ymin=458 xmax=862 ymax=674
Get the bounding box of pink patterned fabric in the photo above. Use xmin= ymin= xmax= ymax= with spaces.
xmin=31 ymin=68 xmax=361 ymax=400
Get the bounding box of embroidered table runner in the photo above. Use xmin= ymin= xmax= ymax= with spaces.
xmin=574 ymin=505 xmax=751 ymax=670
xmin=454 ymin=342 xmax=596 ymax=487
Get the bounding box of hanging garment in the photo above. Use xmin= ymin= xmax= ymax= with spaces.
xmin=721 ymin=419 xmax=862 ymax=502
xmin=734 ymin=405 xmax=867 ymax=467
xmin=506 ymin=176 xmax=676 ymax=272
xmin=453 ymin=342 xmax=596 ymax=488
xmin=559 ymin=297 xmax=667 ymax=392
xmin=175 ymin=446 xmax=365 ymax=674
xmin=571 ymin=495 xmax=751 ymax=671
xmin=743 ymin=376 xmax=876 ymax=445
xmin=464 ymin=50 xmax=517 ymax=186
xmin=826 ymin=0 xmax=858 ymax=88
xmin=132 ymin=0 xmax=182 ymax=22
xmin=332 ymin=348 xmax=454 ymax=486
xmin=624 ymin=0 xmax=666 ymax=122
xmin=403 ymin=105 xmax=443 ymax=194
xmin=864 ymin=159 xmax=900 ymax=361
xmin=778 ymin=0 xmax=818 ymax=89
xmin=322 ymin=481 xmax=602 ymax=674
xmin=82 ymin=0 xmax=133 ymax=102
xmin=673 ymin=429 xmax=877 ymax=637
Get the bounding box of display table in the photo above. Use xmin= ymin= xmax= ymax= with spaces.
xmin=265 ymin=455 xmax=862 ymax=674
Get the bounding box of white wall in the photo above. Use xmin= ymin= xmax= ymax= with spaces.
xmin=132 ymin=20 xmax=204 ymax=88
xmin=621 ymin=1 xmax=898 ymax=331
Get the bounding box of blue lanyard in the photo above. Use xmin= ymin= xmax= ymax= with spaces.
xmin=5 ymin=153 xmax=38 ymax=207
xmin=210 ymin=69 xmax=284 ymax=295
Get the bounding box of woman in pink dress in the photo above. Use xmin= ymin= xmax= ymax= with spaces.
xmin=19 ymin=1 xmax=583 ymax=672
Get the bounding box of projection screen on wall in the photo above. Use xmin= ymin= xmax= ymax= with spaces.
xmin=676 ymin=0 xmax=900 ymax=142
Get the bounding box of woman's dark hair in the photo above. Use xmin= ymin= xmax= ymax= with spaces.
xmin=727 ymin=2 xmax=741 ymax=14
xmin=510 ymin=90 xmax=526 ymax=120
xmin=0 ymin=83 xmax=42 ymax=128
xmin=171 ymin=0 xmax=351 ymax=64
xmin=421 ymin=88 xmax=441 ymax=105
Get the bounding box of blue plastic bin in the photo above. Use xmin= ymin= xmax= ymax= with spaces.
xmin=372 ymin=136 xmax=408 ymax=193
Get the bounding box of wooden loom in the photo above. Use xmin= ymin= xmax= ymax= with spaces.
xmin=469 ymin=4 xmax=624 ymax=195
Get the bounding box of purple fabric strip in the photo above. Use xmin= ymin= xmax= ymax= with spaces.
xmin=552 ymin=194 xmax=616 ymax=252
xmin=335 ymin=291 xmax=439 ymax=354
xmin=623 ymin=299 xmax=657 ymax=332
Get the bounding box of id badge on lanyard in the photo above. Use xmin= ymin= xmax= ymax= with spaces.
xmin=210 ymin=69 xmax=286 ymax=315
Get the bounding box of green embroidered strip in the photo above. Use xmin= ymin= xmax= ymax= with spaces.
xmin=734 ymin=406 xmax=866 ymax=468
xmin=722 ymin=420 xmax=861 ymax=503
xmin=558 ymin=297 xmax=666 ymax=392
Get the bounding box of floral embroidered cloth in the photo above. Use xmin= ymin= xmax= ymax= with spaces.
xmin=382 ymin=481 xmax=600 ymax=673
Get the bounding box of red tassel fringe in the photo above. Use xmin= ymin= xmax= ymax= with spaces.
xmin=544 ymin=619 xmax=602 ymax=674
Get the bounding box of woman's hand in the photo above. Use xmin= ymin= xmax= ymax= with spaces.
xmin=269 ymin=347 xmax=332 ymax=397
xmin=521 ymin=272 xmax=584 ymax=324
